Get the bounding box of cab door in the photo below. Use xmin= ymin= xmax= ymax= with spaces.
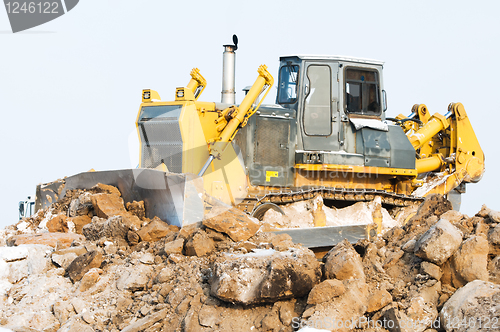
xmin=301 ymin=62 xmax=340 ymax=151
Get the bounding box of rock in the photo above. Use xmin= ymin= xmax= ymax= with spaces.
xmin=121 ymin=308 xmax=168 ymax=332
xmin=91 ymin=193 xmax=126 ymax=218
xmin=0 ymin=246 xmax=29 ymax=262
xmin=303 ymin=279 xmax=368 ymax=332
xmin=0 ymin=245 xmax=52 ymax=284
xmin=382 ymin=306 xmax=415 ymax=332
xmin=414 ymin=219 xmax=463 ymax=265
xmin=271 ymin=233 xmax=293 ymax=247
xmin=476 ymin=204 xmax=491 ymax=218
xmin=81 ymin=311 xmax=95 ymax=325
xmin=90 ymin=193 xmax=142 ymax=230
xmin=169 ymin=254 xmax=183 ymax=264
xmin=46 ymin=214 xmax=69 ymax=233
xmin=440 ymin=280 xmax=500 ymax=331
xmin=419 ymin=280 xmax=442 ymax=305
xmin=155 ymin=266 xmax=174 ymax=283
xmin=382 ymin=226 xmax=404 ymax=242
xmin=475 ymin=219 xmax=490 ymax=236
xmin=185 ymin=232 xmax=215 ymax=257
xmin=452 ymin=235 xmax=489 ymax=287
xmin=137 ymin=217 xmax=178 ymax=242
xmin=92 ymin=183 xmax=122 ymax=196
xmin=9 ymin=233 xmax=85 ymax=249
xmin=70 ymin=215 xmax=92 ymax=235
xmin=66 ymin=250 xmax=103 ymax=282
xmin=205 ymin=228 xmax=227 ymax=241
xmin=278 ymin=301 xmax=296 ymax=326
xmin=405 ymin=296 xmax=438 ymax=332
xmin=164 ymin=238 xmax=184 ymax=255
xmin=177 ymin=223 xmax=202 ymax=241
xmin=198 ymin=305 xmax=218 ymax=327
xmin=323 ymin=239 xmax=365 ymax=281
xmin=367 ymin=289 xmax=392 ymax=313
xmin=58 ymin=319 xmax=95 ymax=332
xmin=402 ymin=239 xmax=417 ymax=252
xmin=440 ymin=210 xmax=463 ymax=224
xmin=53 ymin=300 xmax=75 ymax=325
xmin=383 ymin=249 xmax=405 ymax=269
xmin=410 ymin=194 xmax=453 ymax=223
xmin=488 ymin=224 xmax=500 ymax=245
xmin=53 ymin=246 xmax=87 ymax=257
xmin=184 ymin=307 xmax=202 ymax=332
xmin=307 ymin=279 xmax=346 ymax=304
xmin=103 ymin=241 xmax=117 ymax=255
xmin=421 ymin=261 xmax=442 ymax=280
xmin=51 ymin=252 xmax=78 ymax=270
xmin=261 ymin=310 xmax=282 ymax=331
xmin=120 ymin=214 xmax=143 ymax=231
xmin=139 ymin=253 xmax=155 ymax=265
xmin=1 ymin=272 xmax=72 ymax=329
xmin=67 ymin=197 xmax=80 ymax=217
xmin=489 ymin=209 xmax=500 ymax=223
xmin=71 ymin=297 xmax=87 ymax=314
xmin=4 ymin=311 xmax=61 ymax=332
xmin=126 ymin=200 xmax=146 ymax=220
xmin=489 ymin=256 xmax=500 ymax=284
xmin=127 ymin=231 xmax=140 ymax=245
xmin=210 ymin=247 xmax=320 ymax=304
xmin=203 ymin=207 xmax=260 ymax=242
xmin=79 ymin=268 xmax=101 ymax=292
xmin=82 ymin=216 xmax=129 ymax=241
xmin=235 ymin=241 xmax=258 ymax=252
xmin=116 ymin=295 xmax=133 ymax=311
xmin=116 ymin=264 xmax=153 ymax=291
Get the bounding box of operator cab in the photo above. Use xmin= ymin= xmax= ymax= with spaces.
xmin=274 ymin=55 xmax=387 ymax=157
xmin=276 ymin=55 xmax=386 ymax=119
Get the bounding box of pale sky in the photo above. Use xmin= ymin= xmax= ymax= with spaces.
xmin=1 ymin=0 xmax=499 ymax=228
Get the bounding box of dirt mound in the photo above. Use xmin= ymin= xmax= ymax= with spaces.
xmin=1 ymin=189 xmax=500 ymax=331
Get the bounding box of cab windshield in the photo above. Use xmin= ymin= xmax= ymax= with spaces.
xmin=277 ymin=64 xmax=299 ymax=104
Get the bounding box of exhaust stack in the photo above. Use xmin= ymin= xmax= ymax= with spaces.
xmin=221 ymin=35 xmax=238 ymax=104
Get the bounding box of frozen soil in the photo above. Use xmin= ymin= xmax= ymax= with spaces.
xmin=1 ymin=186 xmax=500 ymax=332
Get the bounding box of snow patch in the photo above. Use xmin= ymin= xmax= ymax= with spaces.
xmin=350 ymin=117 xmax=389 ymax=131
xmin=412 ymin=172 xmax=451 ymax=197
xmin=262 ymin=196 xmax=398 ymax=232
xmin=37 ymin=208 xmax=55 ymax=232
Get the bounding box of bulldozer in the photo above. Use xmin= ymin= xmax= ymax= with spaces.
xmin=35 ymin=36 xmax=484 ymax=247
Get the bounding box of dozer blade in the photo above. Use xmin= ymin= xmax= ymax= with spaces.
xmin=36 ymin=169 xmax=205 ymax=227
xmin=272 ymin=224 xmax=377 ymax=248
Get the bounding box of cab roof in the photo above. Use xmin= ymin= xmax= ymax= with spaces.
xmin=280 ymin=55 xmax=384 ymax=66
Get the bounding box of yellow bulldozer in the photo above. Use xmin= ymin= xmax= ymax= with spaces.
xmin=36 ymin=36 xmax=484 ymax=247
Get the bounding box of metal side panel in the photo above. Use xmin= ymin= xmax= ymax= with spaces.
xmin=57 ymin=169 xmax=204 ymax=227
xmin=249 ymin=115 xmax=293 ymax=187
xmin=359 ymin=127 xmax=391 ymax=167
xmin=271 ymin=224 xmax=374 ymax=248
xmin=388 ymin=125 xmax=416 ymax=169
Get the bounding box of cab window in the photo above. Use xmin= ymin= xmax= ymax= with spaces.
xmin=277 ymin=65 xmax=299 ymax=104
xmin=345 ymin=68 xmax=381 ymax=116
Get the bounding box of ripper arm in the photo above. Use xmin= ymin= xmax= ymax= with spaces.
xmin=404 ymin=102 xmax=484 ymax=195
xmin=198 ymin=65 xmax=274 ymax=176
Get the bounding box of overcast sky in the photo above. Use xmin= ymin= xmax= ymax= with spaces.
xmin=1 ymin=0 xmax=499 ymax=228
